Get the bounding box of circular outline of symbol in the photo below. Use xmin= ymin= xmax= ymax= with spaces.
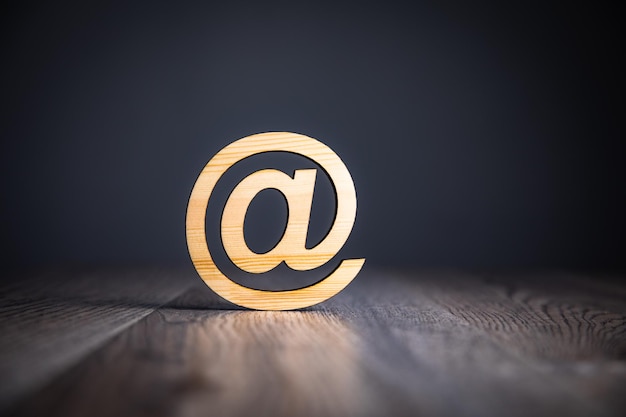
xmin=186 ymin=132 xmax=365 ymax=310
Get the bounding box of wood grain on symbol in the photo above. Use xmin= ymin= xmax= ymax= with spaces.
xmin=186 ymin=132 xmax=365 ymax=310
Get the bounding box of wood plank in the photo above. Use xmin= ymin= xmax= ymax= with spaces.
xmin=0 ymin=266 xmax=194 ymax=413
xmin=7 ymin=270 xmax=626 ymax=417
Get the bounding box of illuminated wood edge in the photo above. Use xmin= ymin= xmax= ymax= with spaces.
xmin=193 ymin=258 xmax=365 ymax=310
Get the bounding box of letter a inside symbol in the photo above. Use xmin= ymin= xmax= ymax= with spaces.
xmin=222 ymin=169 xmax=331 ymax=273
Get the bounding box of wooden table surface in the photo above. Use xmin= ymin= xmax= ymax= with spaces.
xmin=1 ymin=267 xmax=625 ymax=417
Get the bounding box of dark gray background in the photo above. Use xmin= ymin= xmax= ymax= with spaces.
xmin=2 ymin=0 xmax=624 ymax=273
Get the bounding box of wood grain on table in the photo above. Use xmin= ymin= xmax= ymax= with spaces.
xmin=1 ymin=268 xmax=625 ymax=417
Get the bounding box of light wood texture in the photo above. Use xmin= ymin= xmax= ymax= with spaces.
xmin=186 ymin=132 xmax=364 ymax=310
xmin=0 ymin=267 xmax=194 ymax=413
xmin=4 ymin=269 xmax=625 ymax=417
xmin=223 ymin=168 xmax=321 ymax=273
